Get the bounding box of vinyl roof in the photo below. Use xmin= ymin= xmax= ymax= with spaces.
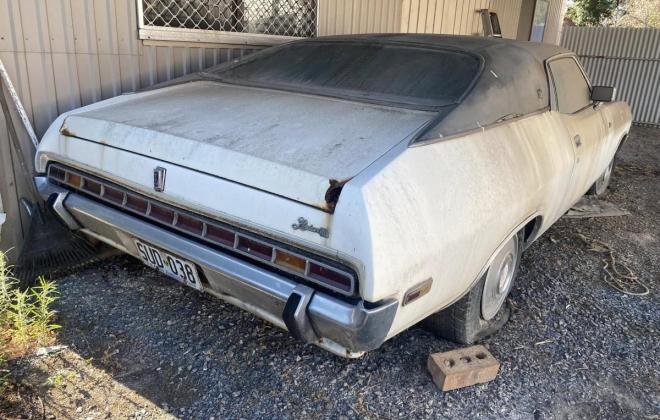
xmin=155 ymin=35 xmax=575 ymax=140
xmin=303 ymin=34 xmax=571 ymax=62
xmin=300 ymin=35 xmax=573 ymax=139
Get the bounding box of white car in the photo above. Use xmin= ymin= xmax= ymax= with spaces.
xmin=35 ymin=35 xmax=631 ymax=357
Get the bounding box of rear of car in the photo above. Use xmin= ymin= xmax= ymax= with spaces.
xmin=34 ymin=38 xmax=482 ymax=356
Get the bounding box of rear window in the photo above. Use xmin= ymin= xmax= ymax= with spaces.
xmin=208 ymin=42 xmax=482 ymax=109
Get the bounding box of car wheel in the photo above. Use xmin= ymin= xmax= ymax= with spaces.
xmin=587 ymin=157 xmax=615 ymax=197
xmin=423 ymin=232 xmax=523 ymax=344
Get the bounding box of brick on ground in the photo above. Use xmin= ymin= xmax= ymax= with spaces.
xmin=427 ymin=345 xmax=500 ymax=391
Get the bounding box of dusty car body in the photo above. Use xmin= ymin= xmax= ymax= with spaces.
xmin=34 ymin=35 xmax=631 ymax=357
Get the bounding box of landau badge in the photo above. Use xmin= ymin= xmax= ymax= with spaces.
xmin=292 ymin=217 xmax=329 ymax=238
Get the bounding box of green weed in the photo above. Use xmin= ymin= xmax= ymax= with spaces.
xmin=0 ymin=250 xmax=62 ymax=403
xmin=0 ymin=251 xmax=60 ymax=356
xmin=0 ymin=252 xmax=16 ymax=321
xmin=0 ymin=352 xmax=8 ymax=393
xmin=45 ymin=369 xmax=76 ymax=388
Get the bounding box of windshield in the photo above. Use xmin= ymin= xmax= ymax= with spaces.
xmin=208 ymin=41 xmax=482 ymax=109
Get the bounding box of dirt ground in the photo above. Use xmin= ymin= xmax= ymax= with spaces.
xmin=2 ymin=126 xmax=658 ymax=419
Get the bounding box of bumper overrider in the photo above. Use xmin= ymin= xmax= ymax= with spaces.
xmin=35 ymin=176 xmax=397 ymax=357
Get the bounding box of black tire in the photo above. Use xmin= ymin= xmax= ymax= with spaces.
xmin=587 ymin=157 xmax=615 ymax=197
xmin=423 ymin=232 xmax=523 ymax=344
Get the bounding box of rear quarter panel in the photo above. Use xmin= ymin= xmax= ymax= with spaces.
xmin=333 ymin=110 xmax=577 ymax=337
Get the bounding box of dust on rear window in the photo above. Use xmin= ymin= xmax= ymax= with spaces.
xmin=208 ymin=42 xmax=481 ymax=110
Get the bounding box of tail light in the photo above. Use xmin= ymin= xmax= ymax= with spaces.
xmin=81 ymin=178 xmax=102 ymax=195
xmin=237 ymin=236 xmax=273 ymax=260
xmin=50 ymin=166 xmax=66 ymax=181
xmin=125 ymin=194 xmax=149 ymax=214
xmin=103 ymin=185 xmax=125 ymax=205
xmin=176 ymin=214 xmax=204 ymax=236
xmin=205 ymin=224 xmax=235 ymax=246
xmin=47 ymin=163 xmax=358 ymax=296
xmin=274 ymin=250 xmax=306 ymax=274
xmin=148 ymin=203 xmax=175 ymax=224
xmin=308 ymin=262 xmax=353 ymax=293
xmin=66 ymin=172 xmax=82 ymax=188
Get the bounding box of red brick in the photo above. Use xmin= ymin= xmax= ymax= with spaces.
xmin=427 ymin=345 xmax=500 ymax=391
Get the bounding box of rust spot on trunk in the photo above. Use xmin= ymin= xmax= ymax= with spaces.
xmin=325 ymin=178 xmax=350 ymax=212
xmin=60 ymin=121 xmax=75 ymax=137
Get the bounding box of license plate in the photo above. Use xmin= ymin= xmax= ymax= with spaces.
xmin=134 ymin=239 xmax=202 ymax=291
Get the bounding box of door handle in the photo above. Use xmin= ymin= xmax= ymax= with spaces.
xmin=573 ymin=134 xmax=582 ymax=147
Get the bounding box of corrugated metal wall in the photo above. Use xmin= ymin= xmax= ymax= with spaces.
xmin=0 ymin=0 xmax=254 ymax=139
xmin=319 ymin=0 xmax=550 ymax=41
xmin=0 ymin=0 xmax=255 ymax=260
xmin=317 ymin=0 xmax=402 ymax=35
xmin=400 ymin=0 xmax=490 ymax=35
xmin=490 ymin=0 xmax=522 ymax=39
xmin=396 ymin=0 xmax=564 ymax=43
xmin=562 ymin=27 xmax=660 ymax=126
xmin=543 ymin=0 xmax=567 ymax=45
xmin=319 ymin=0 xmax=544 ymax=38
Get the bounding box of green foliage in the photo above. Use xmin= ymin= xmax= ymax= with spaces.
xmin=27 ymin=279 xmax=61 ymax=341
xmin=7 ymin=289 xmax=31 ymax=346
xmin=613 ymin=0 xmax=660 ymax=28
xmin=45 ymin=370 xmax=76 ymax=388
xmin=0 ymin=251 xmax=61 ymax=398
xmin=0 ymin=253 xmax=16 ymax=317
xmin=566 ymin=0 xmax=619 ymax=26
xmin=0 ymin=352 xmax=8 ymax=393
xmin=0 ymin=251 xmax=60 ymax=356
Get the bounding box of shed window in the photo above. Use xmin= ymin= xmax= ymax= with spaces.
xmin=139 ymin=0 xmax=317 ymax=45
xmin=548 ymin=57 xmax=591 ymax=114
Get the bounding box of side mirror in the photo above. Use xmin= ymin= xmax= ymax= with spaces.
xmin=591 ymin=86 xmax=616 ymax=102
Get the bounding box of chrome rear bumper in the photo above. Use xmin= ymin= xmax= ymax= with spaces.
xmin=36 ymin=177 xmax=397 ymax=357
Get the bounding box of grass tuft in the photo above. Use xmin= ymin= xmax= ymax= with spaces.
xmin=0 ymin=250 xmax=60 ymax=391
xmin=45 ymin=370 xmax=76 ymax=388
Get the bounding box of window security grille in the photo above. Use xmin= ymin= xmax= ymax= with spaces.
xmin=140 ymin=0 xmax=317 ymax=38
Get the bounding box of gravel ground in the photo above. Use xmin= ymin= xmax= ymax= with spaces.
xmin=7 ymin=126 xmax=660 ymax=419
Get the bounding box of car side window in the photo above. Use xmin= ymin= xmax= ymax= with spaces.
xmin=548 ymin=57 xmax=591 ymax=114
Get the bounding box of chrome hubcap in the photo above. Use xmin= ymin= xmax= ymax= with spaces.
xmin=497 ymin=256 xmax=513 ymax=294
xmin=603 ymin=161 xmax=613 ymax=184
xmin=597 ymin=160 xmax=614 ymax=195
xmin=481 ymin=235 xmax=519 ymax=320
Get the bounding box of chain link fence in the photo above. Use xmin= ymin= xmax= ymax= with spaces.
xmin=141 ymin=0 xmax=317 ymax=38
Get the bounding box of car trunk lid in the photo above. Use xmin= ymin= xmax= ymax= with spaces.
xmin=60 ymin=81 xmax=434 ymax=211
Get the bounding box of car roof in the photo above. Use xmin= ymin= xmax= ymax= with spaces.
xmin=156 ymin=34 xmax=573 ymax=140
xmin=298 ymin=35 xmax=572 ymax=141
xmin=304 ymin=34 xmax=571 ymax=62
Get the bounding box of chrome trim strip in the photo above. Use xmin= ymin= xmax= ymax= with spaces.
xmin=411 ymin=107 xmax=551 ymax=147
